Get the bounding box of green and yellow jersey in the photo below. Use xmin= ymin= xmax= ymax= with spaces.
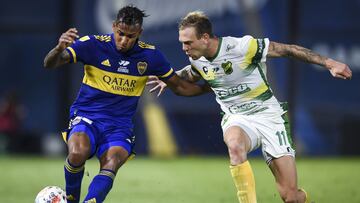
xmin=190 ymin=35 xmax=279 ymax=115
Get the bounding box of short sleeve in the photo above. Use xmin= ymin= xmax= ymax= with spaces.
xmin=238 ymin=35 xmax=269 ymax=64
xmin=65 ymin=35 xmax=93 ymax=64
xmin=149 ymin=50 xmax=175 ymax=80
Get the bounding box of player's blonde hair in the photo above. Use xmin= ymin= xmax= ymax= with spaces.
xmin=179 ymin=11 xmax=214 ymax=39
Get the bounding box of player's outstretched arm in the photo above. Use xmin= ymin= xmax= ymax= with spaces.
xmin=166 ymin=74 xmax=211 ymax=96
xmin=146 ymin=75 xmax=210 ymax=97
xmin=146 ymin=65 xmax=203 ymax=97
xmin=175 ymin=65 xmax=202 ymax=83
xmin=267 ymin=41 xmax=352 ymax=80
xmin=44 ymin=28 xmax=79 ymax=69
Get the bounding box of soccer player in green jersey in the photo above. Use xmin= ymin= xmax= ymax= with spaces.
xmin=147 ymin=11 xmax=352 ymax=203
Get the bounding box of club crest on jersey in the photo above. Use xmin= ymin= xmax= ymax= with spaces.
xmin=137 ymin=61 xmax=147 ymax=75
xmin=221 ymin=61 xmax=233 ymax=75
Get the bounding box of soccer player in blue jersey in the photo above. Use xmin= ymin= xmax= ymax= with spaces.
xmin=43 ymin=5 xmax=208 ymax=203
xmin=147 ymin=11 xmax=352 ymax=203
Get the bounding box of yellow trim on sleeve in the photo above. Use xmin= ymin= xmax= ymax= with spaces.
xmin=66 ymin=47 xmax=77 ymax=63
xmin=159 ymin=68 xmax=174 ymax=78
xmin=244 ymin=39 xmax=257 ymax=65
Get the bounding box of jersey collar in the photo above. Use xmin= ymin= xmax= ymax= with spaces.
xmin=206 ymin=37 xmax=222 ymax=62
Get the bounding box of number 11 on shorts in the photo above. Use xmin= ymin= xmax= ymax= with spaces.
xmin=276 ymin=131 xmax=287 ymax=146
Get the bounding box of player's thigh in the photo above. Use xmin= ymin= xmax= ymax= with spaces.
xmin=223 ymin=126 xmax=251 ymax=152
xmin=221 ymin=114 xmax=261 ymax=152
xmin=65 ymin=118 xmax=98 ymax=158
xmin=97 ymin=128 xmax=134 ymax=172
xmin=67 ymin=132 xmax=91 ymax=153
xmin=255 ymin=113 xmax=295 ymax=165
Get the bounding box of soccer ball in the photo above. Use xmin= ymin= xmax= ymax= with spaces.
xmin=35 ymin=186 xmax=67 ymax=203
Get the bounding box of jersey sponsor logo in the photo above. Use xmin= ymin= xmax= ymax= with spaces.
xmin=226 ymin=44 xmax=236 ymax=52
xmin=117 ymin=60 xmax=130 ymax=73
xmin=216 ymin=83 xmax=251 ymax=100
xmin=221 ymin=61 xmax=233 ymax=74
xmin=229 ymin=101 xmax=258 ymax=114
xmin=119 ymin=60 xmax=130 ymax=66
xmin=137 ymin=61 xmax=147 ymax=75
xmin=83 ymin=65 xmax=147 ymax=96
xmin=103 ymin=75 xmax=137 ymax=92
xmin=101 ymin=59 xmax=111 ymax=67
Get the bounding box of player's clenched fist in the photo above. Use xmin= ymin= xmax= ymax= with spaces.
xmin=56 ymin=28 xmax=79 ymax=51
xmin=325 ymin=58 xmax=352 ymax=80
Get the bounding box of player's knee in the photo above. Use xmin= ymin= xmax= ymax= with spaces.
xmin=67 ymin=146 xmax=90 ymax=166
xmin=100 ymin=149 xmax=128 ymax=172
xmin=226 ymin=140 xmax=247 ymax=155
xmin=67 ymin=133 xmax=91 ymax=165
xmin=68 ymin=151 xmax=87 ymax=166
xmin=101 ymin=156 xmax=123 ymax=172
xmin=226 ymin=141 xmax=247 ymax=163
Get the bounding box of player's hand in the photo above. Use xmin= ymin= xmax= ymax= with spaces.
xmin=146 ymin=76 xmax=167 ymax=97
xmin=56 ymin=28 xmax=79 ymax=51
xmin=325 ymin=58 xmax=352 ymax=80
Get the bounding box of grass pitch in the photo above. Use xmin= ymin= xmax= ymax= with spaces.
xmin=0 ymin=155 xmax=359 ymax=203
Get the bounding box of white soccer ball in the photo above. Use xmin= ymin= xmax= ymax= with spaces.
xmin=35 ymin=186 xmax=67 ymax=203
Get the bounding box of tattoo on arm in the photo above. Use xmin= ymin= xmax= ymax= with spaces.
xmin=44 ymin=48 xmax=70 ymax=68
xmin=176 ymin=65 xmax=200 ymax=82
xmin=268 ymin=41 xmax=327 ymax=66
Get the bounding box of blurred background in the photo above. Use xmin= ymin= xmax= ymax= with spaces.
xmin=0 ymin=0 xmax=359 ymax=157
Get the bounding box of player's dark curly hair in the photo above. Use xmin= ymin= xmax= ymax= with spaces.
xmin=116 ymin=5 xmax=148 ymax=26
xmin=179 ymin=11 xmax=214 ymax=39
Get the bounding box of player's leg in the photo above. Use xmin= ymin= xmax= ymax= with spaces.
xmin=63 ymin=118 xmax=97 ymax=203
xmin=256 ymin=104 xmax=309 ymax=203
xmin=64 ymin=131 xmax=91 ymax=203
xmin=84 ymin=127 xmax=133 ymax=203
xmin=268 ymin=155 xmax=307 ymax=203
xmin=224 ymin=125 xmax=257 ymax=203
xmin=83 ymin=145 xmax=129 ymax=203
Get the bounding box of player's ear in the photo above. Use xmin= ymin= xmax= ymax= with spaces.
xmin=201 ymin=33 xmax=210 ymax=44
xmin=112 ymin=21 xmax=117 ymax=31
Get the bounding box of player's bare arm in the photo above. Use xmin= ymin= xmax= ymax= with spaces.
xmin=147 ymin=65 xmax=202 ymax=96
xmin=44 ymin=28 xmax=79 ymax=69
xmin=175 ymin=65 xmax=201 ymax=82
xmin=165 ymin=74 xmax=211 ymax=96
xmin=267 ymin=41 xmax=352 ymax=79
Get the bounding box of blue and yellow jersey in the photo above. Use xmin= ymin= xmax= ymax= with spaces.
xmin=65 ymin=34 xmax=174 ymax=127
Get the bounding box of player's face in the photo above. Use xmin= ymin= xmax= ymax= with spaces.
xmin=179 ymin=27 xmax=209 ymax=60
xmin=112 ymin=22 xmax=142 ymax=52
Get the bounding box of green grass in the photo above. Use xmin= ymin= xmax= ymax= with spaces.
xmin=0 ymin=155 xmax=359 ymax=203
